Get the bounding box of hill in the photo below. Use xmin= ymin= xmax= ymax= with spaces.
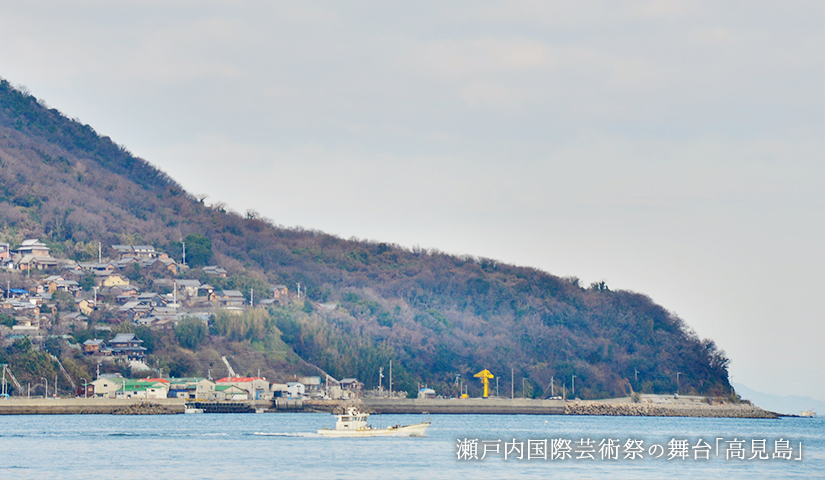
xmin=0 ymin=79 xmax=732 ymax=399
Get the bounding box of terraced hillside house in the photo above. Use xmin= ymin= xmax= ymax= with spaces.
xmin=109 ymin=333 xmax=147 ymax=360
xmin=17 ymin=239 xmax=50 ymax=257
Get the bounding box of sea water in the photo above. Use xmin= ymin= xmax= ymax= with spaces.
xmin=0 ymin=413 xmax=822 ymax=479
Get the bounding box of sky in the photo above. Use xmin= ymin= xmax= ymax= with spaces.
xmin=1 ymin=1 xmax=823 ymax=403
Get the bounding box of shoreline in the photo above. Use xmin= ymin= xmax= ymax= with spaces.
xmin=565 ymin=400 xmax=777 ymax=419
xmin=0 ymin=396 xmax=777 ymax=418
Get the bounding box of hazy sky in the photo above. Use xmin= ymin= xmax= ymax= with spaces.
xmin=2 ymin=1 xmax=823 ymax=403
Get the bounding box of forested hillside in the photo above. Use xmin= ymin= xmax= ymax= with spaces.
xmin=0 ymin=79 xmax=732 ymax=398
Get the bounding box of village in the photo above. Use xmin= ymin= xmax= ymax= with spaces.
xmin=0 ymin=238 xmax=373 ymax=403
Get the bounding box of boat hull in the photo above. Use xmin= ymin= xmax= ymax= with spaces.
xmin=317 ymin=422 xmax=430 ymax=438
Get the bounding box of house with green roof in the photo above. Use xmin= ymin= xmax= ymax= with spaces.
xmin=167 ymin=377 xmax=216 ymax=400
xmin=214 ymin=385 xmax=248 ymax=401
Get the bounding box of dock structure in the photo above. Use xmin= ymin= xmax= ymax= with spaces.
xmin=362 ymin=398 xmax=566 ymax=415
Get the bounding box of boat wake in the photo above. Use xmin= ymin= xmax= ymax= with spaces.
xmin=251 ymin=432 xmax=319 ymax=437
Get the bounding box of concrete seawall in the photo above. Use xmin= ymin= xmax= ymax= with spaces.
xmin=362 ymin=398 xmax=566 ymax=415
xmin=0 ymin=398 xmax=186 ymax=415
xmin=0 ymin=396 xmax=777 ymax=418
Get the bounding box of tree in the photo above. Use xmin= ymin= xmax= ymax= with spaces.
xmin=174 ymin=316 xmax=207 ymax=350
xmin=302 ymin=300 xmax=314 ymax=314
xmin=80 ymin=274 xmax=95 ymax=291
xmin=184 ymin=233 xmax=212 ymax=267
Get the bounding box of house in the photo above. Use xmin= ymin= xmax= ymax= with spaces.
xmin=79 ymin=262 xmax=116 ymax=274
xmin=111 ymin=245 xmax=158 ymax=260
xmin=88 ymin=376 xmax=125 ymax=398
xmin=132 ymin=245 xmax=158 ymax=259
xmin=17 ymin=254 xmax=59 ymax=271
xmin=217 ymin=290 xmax=245 ymax=307
xmin=114 ymin=380 xmax=169 ymax=399
xmin=215 ymin=377 xmax=270 ymax=400
xmin=89 ymin=377 xmax=170 ymax=399
xmin=59 ymin=312 xmax=88 ymax=329
xmin=119 ymin=300 xmax=151 ymax=319
xmin=136 ymin=293 xmax=166 ymax=307
xmin=29 ymin=292 xmax=52 ymax=306
xmin=76 ymin=298 xmax=96 ymax=315
xmin=214 ymin=384 xmax=248 ymax=401
xmin=82 ymin=339 xmax=107 ymax=355
xmin=0 ymin=242 xmax=9 ymax=260
xmin=167 ymin=377 xmax=216 ymax=400
xmin=326 ymin=377 xmax=363 ymax=400
xmin=271 ymin=285 xmax=288 ymax=299
xmin=418 ymin=387 xmax=437 ymax=399
xmin=202 ymin=266 xmax=227 ymax=278
xmin=6 ymin=288 xmax=29 ymax=300
xmin=286 ymin=382 xmax=306 ymax=399
xmin=146 ymin=257 xmax=177 ymax=275
xmin=175 ymin=279 xmax=201 ymax=298
xmin=111 ymin=245 xmax=134 ymax=259
xmin=271 ymin=383 xmax=288 ymax=398
xmin=17 ymin=239 xmax=50 ymax=257
xmin=109 ymin=333 xmax=147 ymax=360
xmin=48 ymin=279 xmax=80 ymax=294
xmin=299 ymin=376 xmax=322 ymax=395
xmin=11 ymin=317 xmax=39 ymax=336
xmin=99 ymin=274 xmax=130 ymax=288
xmin=198 ymin=284 xmax=217 ymax=301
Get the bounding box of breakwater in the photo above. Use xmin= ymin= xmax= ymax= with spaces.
xmin=0 ymin=398 xmax=186 ymax=414
xmin=303 ymin=398 xmax=566 ymax=414
xmin=0 ymin=396 xmax=777 ymax=417
xmin=565 ymin=400 xmax=777 ymax=418
xmin=362 ymin=397 xmax=566 ymax=415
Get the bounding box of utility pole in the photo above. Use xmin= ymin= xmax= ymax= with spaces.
xmin=635 ymin=368 xmax=639 ymax=383
xmin=551 ymin=377 xmax=555 ymax=397
xmin=572 ymin=375 xmax=576 ymax=398
xmin=378 ymin=367 xmax=383 ymax=396
xmin=676 ymin=372 xmax=681 ymax=393
xmin=250 ymin=288 xmax=254 ymax=307
xmin=389 ymin=360 xmax=392 ymax=397
xmin=522 ymin=378 xmax=527 ymax=398
xmin=296 ymin=282 xmax=301 ymax=298
xmin=98 ymin=242 xmax=102 ymax=263
xmin=181 ymin=239 xmax=186 ymax=266
xmin=496 ymin=377 xmax=499 ymax=397
xmin=511 ymin=368 xmax=514 ymax=399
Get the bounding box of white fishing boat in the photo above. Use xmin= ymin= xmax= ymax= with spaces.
xmin=184 ymin=406 xmax=204 ymax=414
xmin=317 ymin=406 xmax=430 ymax=438
xmin=800 ymin=410 xmax=816 ymax=418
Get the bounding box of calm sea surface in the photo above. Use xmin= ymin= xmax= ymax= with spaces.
xmin=0 ymin=413 xmax=822 ymax=479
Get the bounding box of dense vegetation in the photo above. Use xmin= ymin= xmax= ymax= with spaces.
xmin=0 ymin=79 xmax=732 ymax=398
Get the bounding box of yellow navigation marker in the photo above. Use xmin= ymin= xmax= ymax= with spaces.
xmin=473 ymin=369 xmax=495 ymax=398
